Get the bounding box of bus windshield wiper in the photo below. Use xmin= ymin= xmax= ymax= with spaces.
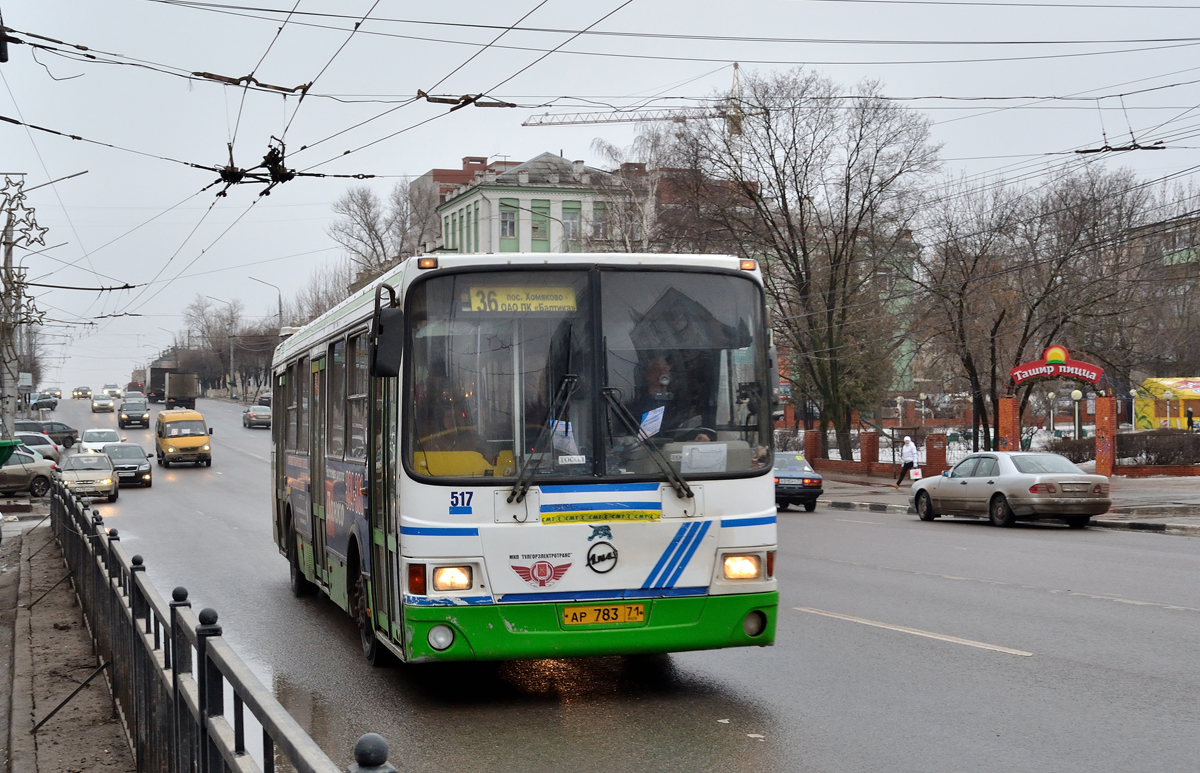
xmin=509 ymin=374 xmax=579 ymax=504
xmin=602 ymin=388 xmax=693 ymax=500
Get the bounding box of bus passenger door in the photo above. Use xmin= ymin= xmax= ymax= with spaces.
xmin=370 ymin=377 xmax=400 ymax=648
xmin=310 ymin=358 xmax=328 ymax=584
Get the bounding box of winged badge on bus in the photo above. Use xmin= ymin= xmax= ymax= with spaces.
xmin=512 ymin=561 xmax=572 ymax=588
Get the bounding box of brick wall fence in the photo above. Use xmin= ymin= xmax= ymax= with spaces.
xmin=802 ymin=431 xmax=949 ymax=478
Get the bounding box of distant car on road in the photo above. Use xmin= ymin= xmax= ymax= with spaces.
xmin=80 ymin=428 xmax=124 ymax=454
xmin=91 ymin=395 xmax=115 ymax=413
xmin=774 ymin=454 xmax=824 ymax=511
xmin=118 ymin=400 xmax=151 ymax=429
xmin=31 ymin=393 xmax=57 ymax=411
xmin=60 ymin=453 xmax=119 ymax=502
xmin=72 ymin=386 xmax=92 ymax=399
xmin=102 ymin=383 xmax=121 ymax=398
xmin=46 ymin=387 xmax=62 ymax=399
xmin=103 ymin=442 xmax=153 ymax=488
xmin=14 ymin=432 xmax=61 ymax=463
xmin=17 ymin=419 xmax=78 ymax=448
xmin=256 ymin=392 xmax=271 ymax=407
xmin=242 ymin=405 xmax=271 ymax=428
xmin=911 ymin=451 xmax=1111 ymax=528
xmin=122 ymin=391 xmax=145 ymax=400
xmin=0 ymin=451 xmax=54 ymax=497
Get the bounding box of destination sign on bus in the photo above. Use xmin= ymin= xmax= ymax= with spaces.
xmin=469 ymin=287 xmax=577 ymax=313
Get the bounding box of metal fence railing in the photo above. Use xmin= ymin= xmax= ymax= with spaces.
xmin=48 ymin=477 xmax=396 ymax=773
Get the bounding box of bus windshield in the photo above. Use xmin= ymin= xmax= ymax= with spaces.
xmin=406 ymin=269 xmax=770 ymax=481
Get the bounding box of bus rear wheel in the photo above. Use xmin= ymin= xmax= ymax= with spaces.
xmin=287 ymin=525 xmax=314 ymax=598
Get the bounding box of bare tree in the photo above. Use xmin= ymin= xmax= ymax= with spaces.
xmin=675 ymin=68 xmax=941 ymax=458
xmin=329 ymin=181 xmax=437 ymax=277
xmin=912 ymin=167 xmax=1157 ymax=449
xmin=285 ymin=258 xmax=355 ymax=325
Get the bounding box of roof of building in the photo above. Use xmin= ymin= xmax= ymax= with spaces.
xmin=492 ymin=152 xmax=609 ymax=187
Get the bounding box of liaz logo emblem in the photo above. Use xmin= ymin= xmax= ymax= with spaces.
xmin=512 ymin=561 xmax=571 ymax=588
xmin=587 ymin=542 xmax=618 ymax=574
xmin=588 ymin=525 xmax=613 ymax=542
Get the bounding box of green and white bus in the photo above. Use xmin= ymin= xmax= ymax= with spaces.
xmin=271 ymin=253 xmax=778 ymax=663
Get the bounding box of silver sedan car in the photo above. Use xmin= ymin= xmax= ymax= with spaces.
xmin=911 ymin=452 xmax=1111 ymax=528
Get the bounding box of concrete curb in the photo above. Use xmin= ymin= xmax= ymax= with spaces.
xmin=1090 ymin=520 xmax=1200 ymax=536
xmin=10 ymin=529 xmax=36 ymax=773
xmin=827 ymin=500 xmax=916 ymax=515
xmin=824 ymin=499 xmax=1200 ymax=536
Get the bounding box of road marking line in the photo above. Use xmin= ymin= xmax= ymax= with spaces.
xmin=795 ymin=607 xmax=1032 ymax=657
xmin=835 ymin=519 xmax=883 ymax=525
xmin=820 ymin=557 xmax=1200 ymax=613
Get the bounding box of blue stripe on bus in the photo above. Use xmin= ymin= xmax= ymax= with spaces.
xmin=654 ymin=521 xmax=700 ymax=589
xmin=447 ymin=507 xmax=473 ymax=515
xmin=403 ymin=595 xmax=494 ymax=607
xmin=720 ymin=516 xmax=777 ymax=528
xmin=641 ymin=522 xmax=692 ymax=589
xmin=664 ymin=521 xmax=711 ymax=588
xmin=498 ymin=587 xmax=707 ymax=603
xmin=539 ymin=501 xmax=662 ymax=513
xmin=399 ymin=526 xmax=480 ymax=537
xmin=539 ymin=483 xmax=661 ymax=494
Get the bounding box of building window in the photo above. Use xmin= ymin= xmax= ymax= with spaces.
xmin=592 ymin=202 xmax=609 ymax=240
xmin=531 ymin=200 xmax=550 ymax=253
xmin=474 ymin=202 xmax=480 ymax=251
xmin=500 ymin=198 xmax=519 ymax=252
xmin=443 ymin=216 xmax=450 ymax=246
xmin=562 ymin=201 xmax=582 ymax=248
xmin=464 ymin=207 xmax=472 ymax=253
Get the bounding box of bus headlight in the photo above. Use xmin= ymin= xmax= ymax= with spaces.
xmin=201 ymin=444 xmax=210 ymax=451
xmin=723 ymin=555 xmax=761 ymax=580
xmin=167 ymin=446 xmax=176 ymax=453
xmin=433 ymin=566 xmax=472 ymax=591
xmin=427 ymin=624 xmax=455 ymax=651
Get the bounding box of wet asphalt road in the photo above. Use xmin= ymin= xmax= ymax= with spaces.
xmin=49 ymin=397 xmax=1200 ymax=772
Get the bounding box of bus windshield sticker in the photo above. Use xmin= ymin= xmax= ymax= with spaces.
xmin=469 ymin=287 xmax=577 ymax=313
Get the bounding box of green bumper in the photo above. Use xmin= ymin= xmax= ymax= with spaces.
xmin=402 ymin=591 xmax=778 ymax=662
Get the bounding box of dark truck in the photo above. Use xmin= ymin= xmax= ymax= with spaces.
xmin=148 ymin=366 xmax=173 ymax=403
xmin=165 ymin=372 xmax=199 ymax=410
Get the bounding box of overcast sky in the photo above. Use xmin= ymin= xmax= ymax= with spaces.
xmin=3 ymin=0 xmax=1200 ymax=388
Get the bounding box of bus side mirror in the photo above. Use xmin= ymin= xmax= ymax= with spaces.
xmin=370 ymin=283 xmax=403 ymax=378
xmin=209 ymin=428 xmax=214 ymax=435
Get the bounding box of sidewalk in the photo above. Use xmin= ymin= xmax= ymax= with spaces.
xmin=813 ymin=471 xmax=1200 ymax=535
xmin=2 ymin=519 xmax=135 ymax=773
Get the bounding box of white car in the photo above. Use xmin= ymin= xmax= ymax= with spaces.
xmin=14 ymin=431 xmax=61 ymax=463
xmin=911 ymin=451 xmax=1111 ymax=528
xmin=79 ymin=428 xmax=124 ymax=454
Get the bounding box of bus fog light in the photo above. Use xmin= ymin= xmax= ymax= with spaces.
xmin=427 ymin=625 xmax=455 ymax=651
xmin=433 ymin=566 xmax=472 ymax=591
xmin=723 ymin=555 xmax=761 ymax=580
xmin=743 ymin=610 xmax=767 ymax=637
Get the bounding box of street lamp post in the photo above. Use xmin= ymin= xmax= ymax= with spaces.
xmin=1071 ymin=389 xmax=1083 ymax=439
xmin=1047 ymin=391 xmax=1055 ymax=434
xmin=207 ymin=295 xmax=236 ymax=397
xmin=1164 ymin=390 xmax=1174 ymax=428
xmin=248 ymin=276 xmax=283 ymax=328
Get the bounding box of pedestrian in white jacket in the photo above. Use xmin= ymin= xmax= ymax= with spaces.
xmin=895 ymin=436 xmax=919 ymax=487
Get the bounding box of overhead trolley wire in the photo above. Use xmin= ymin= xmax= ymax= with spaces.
xmin=131 ymin=2 xmax=1200 ymax=67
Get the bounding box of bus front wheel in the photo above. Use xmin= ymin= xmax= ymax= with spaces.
xmin=351 ymin=569 xmax=391 ymax=667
